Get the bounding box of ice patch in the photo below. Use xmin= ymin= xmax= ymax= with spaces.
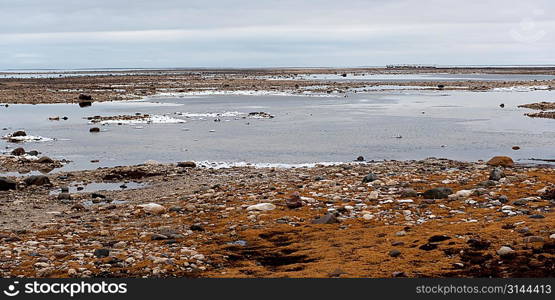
xmin=492 ymin=85 xmax=551 ymax=92
xmin=195 ymin=161 xmax=363 ymax=169
xmin=175 ymin=111 xmax=243 ymax=118
xmin=153 ymin=90 xmax=338 ymax=97
xmin=2 ymin=135 xmax=54 ymax=142
xmin=92 ymin=115 xmax=186 ymax=125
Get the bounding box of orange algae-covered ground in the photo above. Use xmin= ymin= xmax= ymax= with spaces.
xmin=0 ymin=159 xmax=554 ymax=278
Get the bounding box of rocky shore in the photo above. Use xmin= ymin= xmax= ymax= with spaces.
xmin=0 ymin=158 xmax=554 ymax=278
xmin=1 ymin=67 xmax=554 ymax=105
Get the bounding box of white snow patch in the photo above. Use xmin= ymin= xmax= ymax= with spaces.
xmin=2 ymin=135 xmax=54 ymax=142
xmin=92 ymin=115 xmax=186 ymax=125
xmin=175 ymin=111 xmax=243 ymax=118
xmin=194 ymin=161 xmax=362 ymax=170
xmin=152 ymin=90 xmax=338 ymax=98
xmin=492 ymin=85 xmax=551 ymax=92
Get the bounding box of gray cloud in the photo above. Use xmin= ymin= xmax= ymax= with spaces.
xmin=0 ymin=0 xmax=553 ymax=68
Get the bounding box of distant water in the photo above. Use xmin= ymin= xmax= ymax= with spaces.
xmin=287 ymin=73 xmax=555 ymax=82
xmin=1 ymin=88 xmax=554 ymax=174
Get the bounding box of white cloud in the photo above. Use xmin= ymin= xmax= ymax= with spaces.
xmin=0 ymin=0 xmax=553 ymax=68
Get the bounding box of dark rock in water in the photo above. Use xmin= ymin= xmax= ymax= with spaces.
xmin=93 ymin=248 xmax=109 ymax=258
xmin=78 ymin=94 xmax=93 ymax=100
xmin=389 ymin=249 xmax=402 ymax=257
xmin=437 ymin=84 xmax=445 ymax=90
xmin=24 ymin=175 xmax=51 ymax=186
xmin=422 ymin=187 xmax=452 ymax=199
xmin=419 ymin=243 xmax=438 ymax=251
xmin=312 ymin=214 xmax=340 ymax=224
xmin=27 ymin=150 xmax=39 ymax=156
xmin=340 ymin=73 xmax=347 ymax=77
xmin=0 ymin=177 xmax=17 ymax=191
xmin=512 ymin=146 xmax=520 ymax=150
xmin=362 ymin=173 xmax=378 ymax=183
xmin=247 ymin=112 xmax=274 ymax=119
xmin=190 ymin=224 xmax=205 ymax=231
xmin=499 ymin=103 xmax=505 ymax=108
xmin=60 ymin=186 xmax=69 ymax=193
xmin=428 ymin=235 xmax=451 ymax=243
xmin=91 ymin=193 xmax=106 ymax=199
xmin=78 ymin=101 xmax=92 ymax=108
xmin=498 ymin=195 xmax=509 ymax=203
xmin=489 ymin=167 xmax=505 ymax=181
xmin=89 ymin=127 xmax=100 ymax=133
xmin=36 ymin=156 xmax=54 ymax=164
xmin=11 ymin=147 xmax=25 ymax=156
xmin=57 ymin=193 xmax=71 ymax=200
xmin=286 ymin=192 xmax=303 ymax=209
xmin=177 ymin=161 xmax=196 ymax=168
xmin=467 ymin=239 xmax=491 ymax=250
xmin=356 ymin=156 xmax=364 ymax=161
xmin=11 ymin=130 xmax=27 ymax=137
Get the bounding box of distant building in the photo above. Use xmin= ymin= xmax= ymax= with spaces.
xmin=386 ymin=64 xmax=437 ymax=69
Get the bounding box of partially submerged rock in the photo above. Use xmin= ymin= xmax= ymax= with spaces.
xmin=11 ymin=130 xmax=27 ymax=137
xmin=518 ymin=101 xmax=555 ymax=110
xmin=10 ymin=147 xmax=25 ymax=156
xmin=37 ymin=156 xmax=55 ymax=164
xmin=177 ymin=161 xmax=196 ymax=168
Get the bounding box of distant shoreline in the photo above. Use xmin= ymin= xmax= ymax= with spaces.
xmin=1 ymin=68 xmax=554 ymax=105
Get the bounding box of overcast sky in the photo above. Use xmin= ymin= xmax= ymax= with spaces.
xmin=0 ymin=0 xmax=553 ymax=69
